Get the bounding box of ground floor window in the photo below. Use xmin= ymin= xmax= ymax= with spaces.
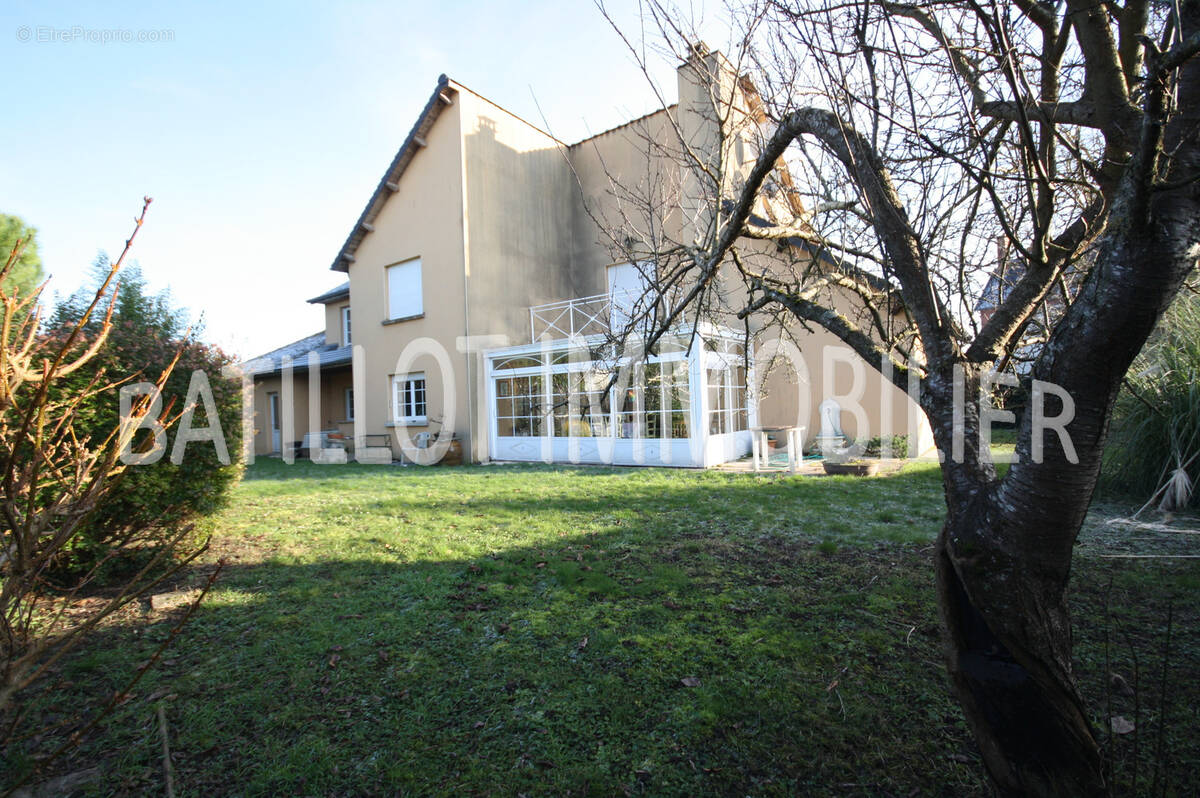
xmin=344 ymin=387 xmax=355 ymax=421
xmin=391 ymin=373 xmax=426 ymax=424
xmin=550 ymin=372 xmax=610 ymax=437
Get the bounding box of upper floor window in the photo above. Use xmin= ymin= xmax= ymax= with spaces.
xmin=387 ymin=258 xmax=423 ymax=320
xmin=607 ymin=262 xmax=649 ymax=330
xmin=341 ymin=305 xmax=352 ymax=345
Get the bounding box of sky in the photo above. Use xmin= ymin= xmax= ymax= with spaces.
xmin=2 ymin=0 xmax=726 ymax=358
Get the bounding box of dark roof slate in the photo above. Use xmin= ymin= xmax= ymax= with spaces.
xmin=243 ymin=332 xmax=352 ymax=377
xmin=307 ymin=281 xmax=350 ymax=304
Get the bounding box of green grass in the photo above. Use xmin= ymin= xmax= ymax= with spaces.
xmin=6 ymin=460 xmax=1197 ymax=796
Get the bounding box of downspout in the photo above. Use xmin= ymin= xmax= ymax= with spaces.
xmin=457 ymin=88 xmax=477 ymax=463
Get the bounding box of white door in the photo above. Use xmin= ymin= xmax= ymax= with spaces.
xmin=268 ymin=392 xmax=281 ymax=452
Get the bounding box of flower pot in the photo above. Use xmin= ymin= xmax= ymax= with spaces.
xmin=438 ymin=439 xmax=464 ymax=466
xmin=822 ymin=460 xmax=879 ymax=477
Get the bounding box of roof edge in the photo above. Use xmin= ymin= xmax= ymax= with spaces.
xmin=330 ymin=75 xmax=454 ymax=273
xmin=306 ymin=281 xmax=350 ymax=304
xmin=568 ymin=104 xmax=677 ymax=149
xmin=447 ymin=78 xmax=568 ymax=147
xmin=244 ymin=331 xmax=326 ymax=365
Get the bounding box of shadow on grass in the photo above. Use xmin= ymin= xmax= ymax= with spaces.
xmin=5 ymin=463 xmax=1196 ymax=797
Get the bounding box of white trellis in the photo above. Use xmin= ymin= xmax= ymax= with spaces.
xmin=529 ymin=294 xmax=611 ymax=342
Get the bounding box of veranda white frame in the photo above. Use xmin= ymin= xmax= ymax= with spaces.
xmin=484 ymin=325 xmax=757 ymax=467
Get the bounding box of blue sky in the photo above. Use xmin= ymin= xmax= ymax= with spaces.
xmin=2 ymin=1 xmax=722 ymax=357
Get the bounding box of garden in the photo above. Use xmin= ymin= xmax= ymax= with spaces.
xmin=5 ymin=460 xmax=1195 ymax=796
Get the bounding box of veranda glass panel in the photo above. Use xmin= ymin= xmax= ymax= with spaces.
xmin=494 ymin=375 xmax=545 ymax=437
xmin=609 ymin=361 xmax=692 ymax=439
xmin=616 ymin=382 xmax=642 ymax=439
xmin=708 ymin=368 xmax=729 ymax=434
xmin=730 ymin=364 xmax=748 ymax=432
xmin=495 ymin=357 xmax=692 ymax=440
xmin=494 ymin=355 xmax=543 ymax=370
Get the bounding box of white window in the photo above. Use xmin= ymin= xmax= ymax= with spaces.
xmin=391 ymin=373 xmax=427 ymax=424
xmin=387 ymin=258 xmax=423 ymax=320
xmin=341 ymin=306 xmax=352 ymax=345
xmin=344 ymin=387 xmax=354 ymax=422
xmin=607 ymin=262 xmax=649 ymax=330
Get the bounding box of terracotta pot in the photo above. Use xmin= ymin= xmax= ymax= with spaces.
xmin=438 ymin=439 xmax=464 ymax=466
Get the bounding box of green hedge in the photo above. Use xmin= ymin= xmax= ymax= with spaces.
xmin=47 ymin=262 xmax=243 ymax=572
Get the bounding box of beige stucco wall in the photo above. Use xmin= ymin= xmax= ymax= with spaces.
xmin=324 ymin=301 xmax=350 ymax=347
xmin=565 ymin=107 xmax=680 ymax=280
xmin=325 ymin=80 xmax=585 ymax=463
xmin=720 ymin=239 xmax=931 ymax=453
xmin=333 ymin=90 xmax=470 ymax=460
xmin=457 ymin=87 xmax=582 ymax=461
xmin=252 ymin=374 xmax=302 ymax=455
xmin=753 ymin=319 xmax=930 ymax=453
xmin=260 ymin=81 xmax=596 ymax=464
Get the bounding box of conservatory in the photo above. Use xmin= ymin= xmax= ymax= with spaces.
xmin=484 ymin=325 xmax=756 ymax=467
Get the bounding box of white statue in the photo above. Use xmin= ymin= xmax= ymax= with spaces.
xmin=816 ymin=398 xmax=846 ymax=454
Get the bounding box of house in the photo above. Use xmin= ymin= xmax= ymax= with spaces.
xmin=245 ymin=48 xmax=933 ymax=466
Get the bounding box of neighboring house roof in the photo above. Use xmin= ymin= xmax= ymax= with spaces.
xmin=976 ymin=262 xmax=1026 ymax=312
xmin=975 ymin=257 xmax=1085 ymax=315
xmin=330 ymin=75 xmax=456 ymax=273
xmin=243 ymin=332 xmax=352 ymax=377
xmin=307 ymin=281 xmax=350 ymax=304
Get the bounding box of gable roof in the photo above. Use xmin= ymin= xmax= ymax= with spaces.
xmin=327 ymin=61 xmax=786 ymax=275
xmin=330 ymin=75 xmax=457 ymax=273
xmin=567 ymin=105 xmax=676 ymax=149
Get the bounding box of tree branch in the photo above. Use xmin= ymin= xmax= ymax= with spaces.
xmin=768 ymin=107 xmax=955 ymax=365
xmin=738 ymin=285 xmax=919 ymax=391
xmin=966 ymin=195 xmax=1106 ymax=363
xmin=1160 ymin=29 xmax=1200 ymax=71
xmin=1066 ymin=0 xmax=1136 ymax=144
xmin=978 ymin=99 xmax=1142 ymax=149
xmin=1119 ymin=0 xmax=1151 ymax=87
xmin=739 ymin=219 xmax=885 ymax=265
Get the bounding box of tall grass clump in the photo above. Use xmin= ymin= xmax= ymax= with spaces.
xmin=1101 ymin=292 xmax=1200 ymax=508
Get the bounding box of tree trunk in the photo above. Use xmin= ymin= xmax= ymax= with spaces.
xmin=932 ymin=178 xmax=1198 ymax=798
xmin=918 ymin=361 xmax=1107 ymax=794
xmin=937 ymin=504 xmax=1106 ymax=795
xmin=930 ymin=11 xmax=1200 ymax=786
xmin=930 ymin=236 xmax=1197 ymax=793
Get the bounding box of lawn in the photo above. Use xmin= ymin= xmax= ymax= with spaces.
xmin=6 ymin=460 xmax=1198 ymax=796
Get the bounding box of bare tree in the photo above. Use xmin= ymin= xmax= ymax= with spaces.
xmin=592 ymin=0 xmax=1200 ymax=793
xmin=0 ymin=201 xmax=218 ymax=785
